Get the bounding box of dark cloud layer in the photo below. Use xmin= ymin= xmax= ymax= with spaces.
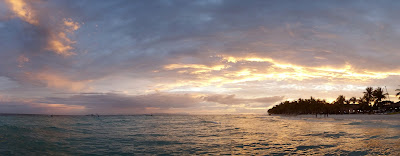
xmin=0 ymin=93 xmax=283 ymax=114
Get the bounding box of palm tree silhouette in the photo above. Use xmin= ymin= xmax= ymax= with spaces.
xmin=349 ymin=97 xmax=357 ymax=104
xmin=372 ymin=87 xmax=387 ymax=109
xmin=363 ymin=87 xmax=374 ymax=106
xmin=358 ymin=96 xmax=369 ymax=113
xmin=268 ymin=86 xmax=399 ymax=115
xmin=334 ymin=95 xmax=346 ymax=114
xmin=396 ymin=87 xmax=400 ymax=99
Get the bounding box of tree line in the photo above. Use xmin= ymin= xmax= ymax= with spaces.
xmin=268 ymin=86 xmax=400 ymax=115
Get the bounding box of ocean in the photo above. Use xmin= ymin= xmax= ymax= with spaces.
xmin=0 ymin=114 xmax=399 ymax=155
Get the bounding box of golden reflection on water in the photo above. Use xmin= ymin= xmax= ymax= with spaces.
xmin=0 ymin=114 xmax=399 ymax=155
xmin=212 ymin=115 xmax=400 ymax=155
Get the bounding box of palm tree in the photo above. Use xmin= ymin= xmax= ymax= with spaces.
xmin=334 ymin=95 xmax=346 ymax=114
xmin=396 ymin=87 xmax=400 ymax=99
xmin=357 ymin=97 xmax=366 ymax=104
xmin=358 ymin=96 xmax=369 ymax=113
xmin=363 ymin=87 xmax=374 ymax=106
xmin=349 ymin=97 xmax=357 ymax=104
xmin=372 ymin=87 xmax=386 ymax=109
xmin=334 ymin=95 xmax=346 ymax=105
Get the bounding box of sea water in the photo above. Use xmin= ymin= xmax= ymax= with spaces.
xmin=0 ymin=114 xmax=399 ymax=155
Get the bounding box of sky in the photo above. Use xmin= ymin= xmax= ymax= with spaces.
xmin=1 ymin=0 xmax=400 ymax=115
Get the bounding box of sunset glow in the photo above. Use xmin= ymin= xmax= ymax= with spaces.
xmin=1 ymin=0 xmax=400 ymax=115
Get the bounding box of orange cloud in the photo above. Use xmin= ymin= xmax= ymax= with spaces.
xmin=6 ymin=0 xmax=80 ymax=56
xmin=5 ymin=0 xmax=38 ymax=25
xmin=157 ymin=55 xmax=400 ymax=91
xmin=46 ymin=18 xmax=80 ymax=56
xmin=17 ymin=54 xmax=29 ymax=67
xmin=63 ymin=18 xmax=80 ymax=32
xmin=164 ymin=64 xmax=226 ymax=74
xmin=221 ymin=55 xmax=400 ymax=81
xmin=26 ymin=72 xmax=91 ymax=91
xmin=0 ymin=95 xmax=86 ymax=114
xmin=35 ymin=103 xmax=86 ymax=113
xmin=46 ymin=33 xmax=75 ymax=56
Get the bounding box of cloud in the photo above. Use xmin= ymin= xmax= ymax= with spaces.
xmin=157 ymin=55 xmax=400 ymax=92
xmin=203 ymin=94 xmax=284 ymax=105
xmin=5 ymin=0 xmax=80 ymax=56
xmin=17 ymin=54 xmax=29 ymax=67
xmin=5 ymin=0 xmax=38 ymax=25
xmin=63 ymin=18 xmax=80 ymax=32
xmin=0 ymin=95 xmax=85 ymax=114
xmin=39 ymin=92 xmax=202 ymax=114
xmin=0 ymin=92 xmax=284 ymax=114
xmin=0 ymin=77 xmax=19 ymax=90
xmin=164 ymin=64 xmax=226 ymax=74
xmin=45 ymin=18 xmax=80 ymax=56
xmin=23 ymin=72 xmax=91 ymax=92
xmin=0 ymin=0 xmax=83 ymax=94
xmin=1 ymin=1 xmax=400 ymax=114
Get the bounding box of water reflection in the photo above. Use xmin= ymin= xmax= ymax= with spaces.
xmin=0 ymin=114 xmax=399 ymax=155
